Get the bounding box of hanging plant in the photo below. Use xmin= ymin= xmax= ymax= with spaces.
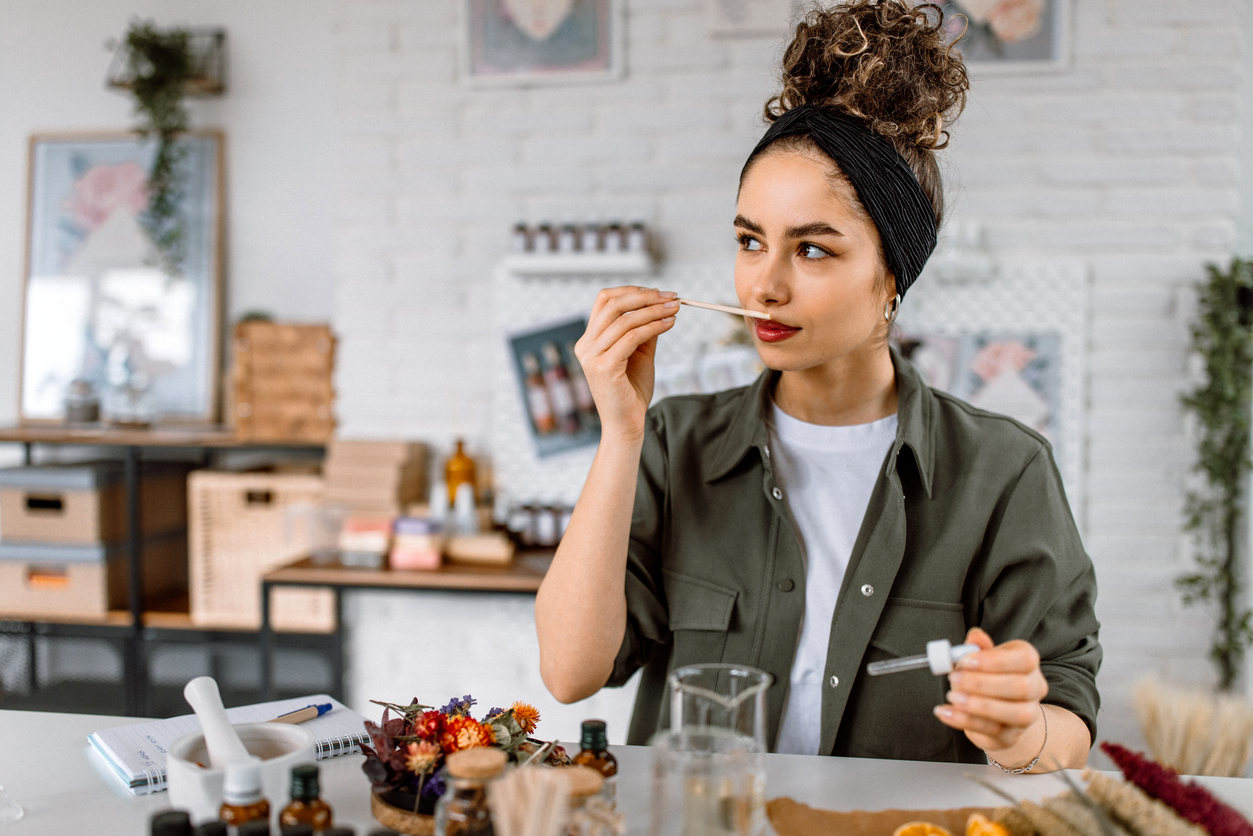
xmin=1179 ymin=257 xmax=1253 ymax=689
xmin=115 ymin=21 xmax=194 ymax=275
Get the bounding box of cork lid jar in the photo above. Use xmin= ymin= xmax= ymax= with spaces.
xmin=558 ymin=765 xmax=605 ymax=800
xmin=445 ymin=747 xmax=508 ymax=781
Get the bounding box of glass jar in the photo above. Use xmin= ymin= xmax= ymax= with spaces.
xmin=435 ymin=748 xmax=508 ymax=836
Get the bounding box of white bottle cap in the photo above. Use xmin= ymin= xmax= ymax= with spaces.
xmin=222 ymin=756 xmax=264 ymax=806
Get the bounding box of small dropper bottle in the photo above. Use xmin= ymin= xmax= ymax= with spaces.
xmin=572 ymin=719 xmax=617 ymax=806
xmin=219 ymin=756 xmax=270 ymax=828
xmin=280 ymin=763 xmax=333 ymax=831
xmin=151 ymin=810 xmax=193 ymax=836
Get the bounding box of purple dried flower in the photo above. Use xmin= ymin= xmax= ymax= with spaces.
xmin=440 ymin=694 xmax=476 ymax=717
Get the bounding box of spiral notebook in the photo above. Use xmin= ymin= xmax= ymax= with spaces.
xmin=88 ymin=694 xmax=369 ymax=796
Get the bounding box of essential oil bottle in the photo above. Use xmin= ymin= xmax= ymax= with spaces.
xmin=573 ymin=719 xmax=617 ymax=806
xmin=280 ymin=763 xmax=333 ymax=832
xmin=219 ymin=757 xmax=270 ymax=829
xmin=150 ymin=810 xmax=193 ymax=836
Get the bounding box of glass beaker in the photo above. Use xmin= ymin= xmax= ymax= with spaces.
xmin=667 ymin=664 xmax=773 ymax=751
xmin=649 ymin=727 xmax=766 ymax=836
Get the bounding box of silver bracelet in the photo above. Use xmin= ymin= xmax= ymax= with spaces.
xmin=987 ymin=704 xmax=1048 ymax=774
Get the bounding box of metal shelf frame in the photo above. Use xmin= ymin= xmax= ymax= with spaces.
xmin=0 ymin=429 xmax=326 ymax=716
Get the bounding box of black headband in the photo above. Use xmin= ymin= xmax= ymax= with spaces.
xmin=742 ymin=105 xmax=938 ymax=298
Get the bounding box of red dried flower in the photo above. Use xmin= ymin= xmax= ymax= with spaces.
xmin=1102 ymin=742 xmax=1253 ymax=836
xmin=440 ymin=715 xmax=494 ymax=753
xmin=412 ymin=709 xmax=445 ymax=742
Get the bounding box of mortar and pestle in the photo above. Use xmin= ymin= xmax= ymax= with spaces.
xmin=167 ymin=676 xmax=314 ymax=823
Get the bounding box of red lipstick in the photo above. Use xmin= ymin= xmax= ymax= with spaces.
xmin=754 ymin=318 xmax=800 ymax=343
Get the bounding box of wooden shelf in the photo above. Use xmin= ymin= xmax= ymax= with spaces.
xmin=501 ymin=252 xmax=654 ymax=276
xmin=0 ymin=425 xmax=326 ymax=448
xmin=0 ymin=610 xmax=133 ymax=627
xmin=263 ymin=550 xmax=554 ymax=593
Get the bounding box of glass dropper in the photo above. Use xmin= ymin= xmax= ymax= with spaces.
xmin=866 ymin=639 xmax=980 ymax=677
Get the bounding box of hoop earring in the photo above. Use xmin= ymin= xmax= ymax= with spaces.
xmin=884 ymin=294 xmax=901 ymax=324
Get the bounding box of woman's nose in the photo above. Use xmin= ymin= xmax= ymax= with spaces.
xmin=749 ymin=252 xmax=791 ymax=306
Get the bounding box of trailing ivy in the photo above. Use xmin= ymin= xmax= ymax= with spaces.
xmin=120 ymin=21 xmax=193 ymax=275
xmin=1180 ymin=257 xmax=1253 ymax=689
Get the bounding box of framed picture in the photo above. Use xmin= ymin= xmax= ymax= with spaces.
xmin=19 ymin=132 xmax=224 ymax=425
xmin=939 ymin=0 xmax=1070 ymax=72
xmin=707 ymin=0 xmax=797 ymax=38
xmin=508 ymin=317 xmax=601 ymax=458
xmin=462 ymin=0 xmax=624 ymax=86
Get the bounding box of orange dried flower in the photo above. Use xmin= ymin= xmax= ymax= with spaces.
xmin=510 ymin=702 xmax=541 ymax=734
xmin=405 ymin=740 xmax=440 ymax=774
xmin=440 ymin=715 xmax=494 ymax=752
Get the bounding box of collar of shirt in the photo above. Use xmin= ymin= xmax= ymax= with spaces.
xmin=701 ymin=345 xmax=936 ymax=498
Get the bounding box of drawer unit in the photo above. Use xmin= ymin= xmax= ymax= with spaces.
xmin=0 ymin=536 xmax=188 ymax=618
xmin=0 ymin=462 xmax=188 ymax=545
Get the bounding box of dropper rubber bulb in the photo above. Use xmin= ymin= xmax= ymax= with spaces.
xmin=865 ymin=639 xmax=980 ymax=677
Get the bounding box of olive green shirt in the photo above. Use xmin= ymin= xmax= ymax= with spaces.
xmin=609 ymin=347 xmax=1101 ymax=762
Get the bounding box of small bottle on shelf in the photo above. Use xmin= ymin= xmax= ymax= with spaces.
xmin=573 ymin=720 xmax=617 ymax=806
xmin=219 ymin=757 xmax=270 ymax=829
xmin=280 ymin=763 xmax=333 ymax=832
xmin=445 ymin=439 xmax=477 ymax=504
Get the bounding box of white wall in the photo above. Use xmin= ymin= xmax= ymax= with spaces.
xmin=0 ymin=0 xmax=339 ymax=426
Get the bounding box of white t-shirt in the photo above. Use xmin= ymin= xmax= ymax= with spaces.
xmin=768 ymin=401 xmax=898 ymax=756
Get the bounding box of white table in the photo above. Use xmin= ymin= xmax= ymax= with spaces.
xmin=3 ymin=708 xmax=1251 ymax=836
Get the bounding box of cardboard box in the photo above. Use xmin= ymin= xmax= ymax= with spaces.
xmin=0 ymin=463 xmax=188 ymax=545
xmin=0 ymin=535 xmax=188 ymax=618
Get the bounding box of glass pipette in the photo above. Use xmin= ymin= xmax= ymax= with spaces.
xmin=865 ymin=639 xmax=980 ymax=677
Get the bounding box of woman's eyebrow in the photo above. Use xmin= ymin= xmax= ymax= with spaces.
xmin=787 ymin=221 xmax=845 ymax=238
xmin=733 ymin=214 xmax=765 ymax=234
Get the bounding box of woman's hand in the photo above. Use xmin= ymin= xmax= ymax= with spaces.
xmin=573 ymin=286 xmax=679 ymax=439
xmin=933 ymin=627 xmax=1049 ymax=766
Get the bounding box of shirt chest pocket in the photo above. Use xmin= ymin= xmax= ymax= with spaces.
xmin=663 ymin=569 xmax=737 ymax=669
xmin=840 ymin=598 xmax=967 ymax=762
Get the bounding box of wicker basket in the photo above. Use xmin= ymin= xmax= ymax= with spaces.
xmin=188 ymin=470 xmax=335 ymax=632
xmin=232 ymin=321 xmax=336 ymax=443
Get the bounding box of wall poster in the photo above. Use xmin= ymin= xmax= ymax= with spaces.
xmin=463 ymin=0 xmax=623 ymax=85
xmin=940 ymin=0 xmax=1069 ymax=71
xmin=20 ymin=132 xmax=223 ymax=425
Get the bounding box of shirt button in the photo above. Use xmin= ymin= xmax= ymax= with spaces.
xmin=771 ymin=487 xmax=783 ymax=500
xmin=829 ymin=675 xmax=839 ymax=688
xmin=861 ymin=584 xmax=874 ymax=597
xmin=776 ymin=578 xmax=794 ymax=592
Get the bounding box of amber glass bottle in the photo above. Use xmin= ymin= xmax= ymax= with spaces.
xmin=280 ymin=763 xmax=333 ymax=832
xmin=573 ymin=720 xmax=617 ymax=806
xmin=219 ymin=757 xmax=270 ymax=829
xmin=445 ymin=439 xmax=477 ymax=503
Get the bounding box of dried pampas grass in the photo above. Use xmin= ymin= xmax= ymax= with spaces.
xmin=1134 ymin=678 xmax=1253 ymax=777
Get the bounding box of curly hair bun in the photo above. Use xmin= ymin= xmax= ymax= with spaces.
xmin=768 ymin=1 xmax=969 ymax=150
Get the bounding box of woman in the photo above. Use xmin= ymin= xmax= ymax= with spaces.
xmin=535 ymin=0 xmax=1100 ymax=770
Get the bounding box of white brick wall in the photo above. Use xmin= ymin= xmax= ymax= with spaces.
xmin=333 ymin=0 xmax=1241 ymax=760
